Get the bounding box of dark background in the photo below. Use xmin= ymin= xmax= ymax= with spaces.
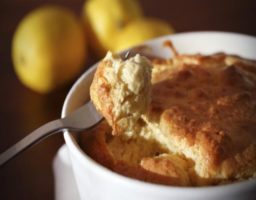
xmin=0 ymin=0 xmax=256 ymax=199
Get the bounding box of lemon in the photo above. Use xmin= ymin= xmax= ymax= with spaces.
xmin=114 ymin=18 xmax=174 ymax=52
xmin=12 ymin=5 xmax=87 ymax=93
xmin=83 ymin=0 xmax=142 ymax=57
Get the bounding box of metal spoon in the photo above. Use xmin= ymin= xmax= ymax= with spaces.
xmin=0 ymin=101 xmax=102 ymax=167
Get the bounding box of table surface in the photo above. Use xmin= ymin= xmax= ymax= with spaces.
xmin=1 ymin=0 xmax=256 ymax=199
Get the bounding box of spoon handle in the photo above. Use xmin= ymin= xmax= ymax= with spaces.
xmin=0 ymin=119 xmax=64 ymax=167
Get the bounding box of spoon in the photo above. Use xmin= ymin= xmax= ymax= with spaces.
xmin=0 ymin=101 xmax=102 ymax=167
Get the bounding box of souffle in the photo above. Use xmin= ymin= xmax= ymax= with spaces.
xmin=82 ymin=43 xmax=256 ymax=186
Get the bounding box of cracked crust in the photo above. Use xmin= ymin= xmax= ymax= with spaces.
xmin=150 ymin=53 xmax=256 ymax=181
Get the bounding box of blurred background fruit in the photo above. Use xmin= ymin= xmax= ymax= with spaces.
xmin=83 ymin=0 xmax=174 ymax=56
xmin=12 ymin=5 xmax=87 ymax=94
xmin=12 ymin=0 xmax=175 ymax=93
xmin=113 ymin=17 xmax=174 ymax=52
xmin=83 ymin=0 xmax=143 ymax=56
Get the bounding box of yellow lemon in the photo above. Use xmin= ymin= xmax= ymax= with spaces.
xmin=114 ymin=18 xmax=174 ymax=52
xmin=83 ymin=0 xmax=142 ymax=57
xmin=12 ymin=5 xmax=87 ymax=93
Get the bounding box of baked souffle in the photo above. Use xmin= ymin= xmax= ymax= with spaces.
xmin=88 ymin=45 xmax=256 ymax=186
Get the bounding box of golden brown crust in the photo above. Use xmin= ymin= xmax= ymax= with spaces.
xmin=90 ymin=60 xmax=116 ymax=131
xmin=150 ymin=53 xmax=256 ymax=180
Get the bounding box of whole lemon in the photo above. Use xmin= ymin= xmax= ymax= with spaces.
xmin=114 ymin=18 xmax=174 ymax=52
xmin=83 ymin=0 xmax=142 ymax=57
xmin=12 ymin=6 xmax=87 ymax=93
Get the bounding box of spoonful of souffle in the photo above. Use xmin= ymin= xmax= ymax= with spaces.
xmin=0 ymin=51 xmax=152 ymax=167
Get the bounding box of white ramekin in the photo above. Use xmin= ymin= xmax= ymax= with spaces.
xmin=62 ymin=32 xmax=256 ymax=200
